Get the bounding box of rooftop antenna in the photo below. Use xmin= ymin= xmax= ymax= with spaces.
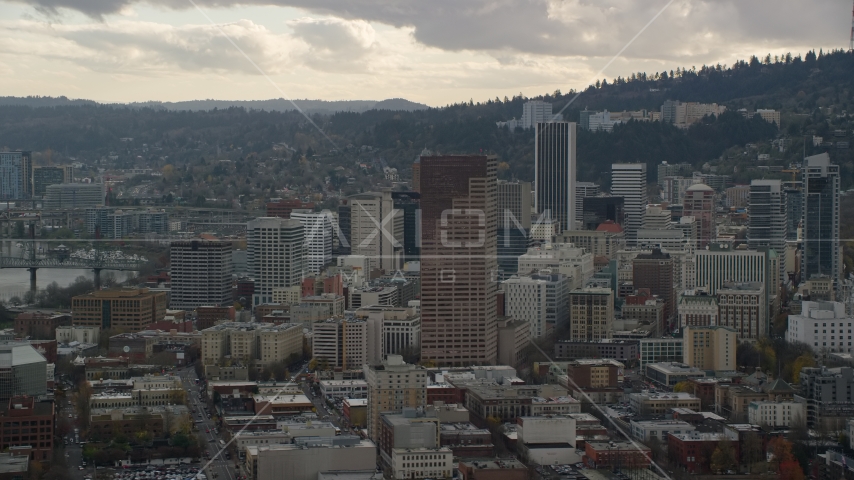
xmin=850 ymin=0 xmax=854 ymax=52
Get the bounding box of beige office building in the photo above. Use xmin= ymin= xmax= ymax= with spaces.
xmin=72 ymin=288 xmax=167 ymax=332
xmin=201 ymin=322 xmax=303 ymax=368
xmin=568 ymin=288 xmax=614 ymax=342
xmin=364 ymin=355 xmax=427 ymax=440
xmin=559 ymin=229 xmax=626 ymax=259
xmin=683 ymin=325 xmax=736 ymax=371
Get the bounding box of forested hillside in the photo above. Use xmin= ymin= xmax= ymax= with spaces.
xmin=2 ymin=49 xmax=854 ymax=188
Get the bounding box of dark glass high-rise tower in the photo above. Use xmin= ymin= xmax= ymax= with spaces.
xmin=535 ymin=122 xmax=576 ymax=232
xmin=801 ymin=153 xmax=840 ymax=287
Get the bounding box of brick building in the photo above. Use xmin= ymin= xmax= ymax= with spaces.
xmin=632 ymin=249 xmax=675 ymax=324
xmin=458 ymin=458 xmax=528 ymax=480
xmin=0 ymin=396 xmax=54 ymax=461
xmin=584 ymin=441 xmax=651 ymax=469
xmin=196 ymin=306 xmax=236 ymax=330
xmin=668 ymin=432 xmax=738 ymax=473
xmin=14 ymin=312 xmax=70 ymax=340
xmin=265 ymin=198 xmax=314 ymax=219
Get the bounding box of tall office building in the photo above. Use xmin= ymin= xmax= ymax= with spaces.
xmin=349 ymin=190 xmax=403 ymax=273
xmin=392 ymin=193 xmax=421 ymax=263
xmin=170 ymin=240 xmax=234 ymax=310
xmin=611 ymin=164 xmax=647 ymax=245
xmin=247 ymin=217 xmax=305 ymax=306
xmin=695 ymin=244 xmax=772 ymax=336
xmin=801 ymin=153 xmax=840 ymax=287
xmin=535 ymin=122 xmax=577 ymax=232
xmin=420 ymin=155 xmax=498 ymax=366
xmin=290 ymin=209 xmax=334 ymax=274
xmin=336 ymin=199 xmax=352 ymax=255
xmin=783 ymin=181 xmax=803 ymax=241
xmin=497 ymin=180 xmax=532 ymax=278
xmin=748 ymin=180 xmax=787 ymax=283
xmin=32 ymin=166 xmax=66 ymax=197
xmin=0 ymin=151 xmax=32 ymax=199
xmin=682 ymin=183 xmax=715 ymax=249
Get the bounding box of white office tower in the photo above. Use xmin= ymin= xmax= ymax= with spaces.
xmin=349 ymin=190 xmax=403 ymax=273
xmin=748 ymin=180 xmax=788 ymax=283
xmin=611 ymin=163 xmax=647 ymax=246
xmin=170 ymin=240 xmax=234 ymax=310
xmin=535 ymin=122 xmax=577 ymax=232
xmin=290 ymin=209 xmax=333 ymax=274
xmin=501 ymin=273 xmax=569 ymax=339
xmin=247 ymin=217 xmax=306 ymax=306
xmin=522 ymin=100 xmax=561 ymax=129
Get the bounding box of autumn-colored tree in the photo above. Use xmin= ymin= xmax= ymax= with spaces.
xmin=710 ymin=440 xmax=737 ymax=473
xmin=791 ymin=354 xmax=816 ymax=383
xmin=779 ymin=460 xmax=805 ymax=480
xmin=672 ymin=381 xmax=692 ymax=393
xmin=768 ymin=437 xmax=801 ymax=477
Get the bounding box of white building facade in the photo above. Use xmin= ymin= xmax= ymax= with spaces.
xmin=786 ymin=301 xmax=853 ymax=354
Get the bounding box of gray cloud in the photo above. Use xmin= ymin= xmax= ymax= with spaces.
xmin=288 ymin=17 xmax=376 ymax=72
xmin=0 ymin=19 xmax=294 ymax=74
xmin=11 ymin=0 xmax=851 ymax=63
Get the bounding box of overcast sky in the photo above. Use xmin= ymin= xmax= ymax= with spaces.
xmin=0 ymin=0 xmax=849 ymax=106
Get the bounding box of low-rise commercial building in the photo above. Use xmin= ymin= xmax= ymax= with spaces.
xmin=89 ymin=405 xmax=189 ymax=441
xmin=464 ymin=383 xmax=569 ymax=424
xmin=458 ymin=458 xmax=527 ymax=480
xmin=584 ymin=441 xmax=651 ymax=470
xmin=667 ymin=432 xmax=738 ymax=473
xmin=628 ymin=392 xmax=701 ymax=415
xmin=247 ymin=437 xmax=377 ymax=480
xmin=747 ymin=400 xmax=805 ymax=427
xmin=517 ymin=416 xmax=580 ymax=466
xmin=629 ymin=419 xmax=695 ymax=442
xmin=390 ymin=447 xmax=453 ymax=480
xmin=253 ymin=394 xmax=314 ymax=416
xmin=645 ymin=362 xmax=706 ymax=387
xmin=319 ymin=380 xmax=368 ymax=399
xmin=14 ymin=312 xmax=71 ymax=340
xmin=554 ymin=340 xmax=638 ymax=363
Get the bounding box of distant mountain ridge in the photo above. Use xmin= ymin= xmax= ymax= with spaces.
xmin=0 ymin=96 xmax=429 ymax=113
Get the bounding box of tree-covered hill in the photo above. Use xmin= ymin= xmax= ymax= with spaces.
xmin=2 ymin=48 xmax=854 ymax=190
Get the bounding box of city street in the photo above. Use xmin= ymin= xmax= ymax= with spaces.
xmin=179 ymin=368 xmax=236 ymax=480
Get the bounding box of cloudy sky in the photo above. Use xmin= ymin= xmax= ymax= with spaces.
xmin=0 ymin=0 xmax=849 ymax=106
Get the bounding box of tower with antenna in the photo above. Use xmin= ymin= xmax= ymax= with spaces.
xmin=850 ymin=0 xmax=854 ymax=51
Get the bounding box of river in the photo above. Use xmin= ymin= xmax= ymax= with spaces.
xmin=0 ymin=241 xmax=136 ymax=302
xmin=0 ymin=269 xmax=95 ymax=301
